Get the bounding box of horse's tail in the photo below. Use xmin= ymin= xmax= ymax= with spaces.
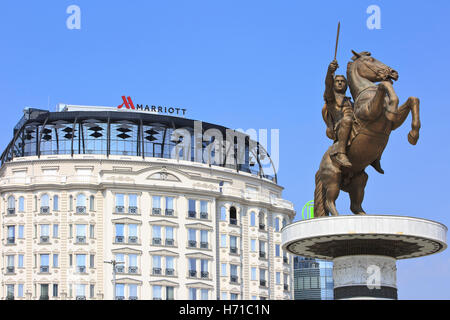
xmin=314 ymin=171 xmax=327 ymax=217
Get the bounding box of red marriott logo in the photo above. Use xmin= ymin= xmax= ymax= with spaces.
xmin=117 ymin=96 xmax=187 ymax=116
xmin=117 ymin=96 xmax=135 ymax=110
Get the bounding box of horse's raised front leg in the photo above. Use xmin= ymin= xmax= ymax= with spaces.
xmin=391 ymin=97 xmax=421 ymax=145
xmin=379 ymin=80 xmax=400 ymax=122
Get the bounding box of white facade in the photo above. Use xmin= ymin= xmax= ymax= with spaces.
xmin=0 ymin=154 xmax=295 ymax=300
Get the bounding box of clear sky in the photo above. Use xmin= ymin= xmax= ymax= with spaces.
xmin=0 ymin=0 xmax=449 ymax=299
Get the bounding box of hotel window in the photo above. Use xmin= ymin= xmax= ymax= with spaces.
xmin=250 ymin=211 xmax=256 ymax=226
xmin=128 ymin=224 xmax=138 ymax=243
xmin=76 ymin=224 xmax=87 ymax=243
xmin=53 ymin=284 xmax=58 ymax=297
xmin=40 ymin=284 xmax=49 ymax=300
xmin=251 ymin=239 xmax=256 ymax=252
xmin=90 ymin=195 xmax=95 ymax=211
xmin=188 ymin=258 xmax=197 ymax=277
xmin=90 ymin=254 xmax=95 ymax=268
xmin=165 ymin=226 xmax=174 ymax=245
xmin=276 ymin=272 xmax=281 ymax=285
xmin=7 ymin=255 xmax=14 ymax=273
xmin=40 ymin=224 xmax=50 ymax=243
xmin=115 ymin=194 xmax=124 ymax=213
xmin=18 ymin=196 xmax=25 ymax=212
xmin=53 ymin=254 xmax=59 ymax=268
xmin=230 ymin=236 xmax=237 ymax=254
xmin=90 ymin=284 xmax=95 ymax=299
xmin=153 ymin=285 xmax=162 ymax=300
xmin=275 ymin=244 xmax=281 ymax=257
xmin=221 ymin=263 xmax=227 ymax=276
xmin=201 ymin=289 xmax=209 ymax=300
xmin=153 ymin=255 xmax=162 ymax=275
xmin=7 ymin=195 xmax=15 ymax=214
xmin=129 ymin=284 xmax=138 ymax=300
xmin=221 ymin=292 xmax=227 ymax=300
xmin=165 ymin=197 xmax=174 ymax=216
xmin=259 ymin=241 xmax=266 ymax=258
xmin=188 ymin=199 xmax=196 ymax=218
xmin=115 ymin=254 xmax=125 ymax=273
xmin=260 ymin=269 xmax=267 ymax=286
xmin=129 ymin=254 xmax=138 ymax=273
xmin=220 ymin=206 xmax=226 ymax=221
xmin=152 ymin=196 xmax=161 ymax=215
xmin=188 ymin=229 xmax=197 ymax=247
xmin=18 ymin=254 xmax=24 ymax=268
xmin=90 ymin=224 xmax=95 ymax=238
xmin=76 ymin=194 xmax=86 ymax=213
xmin=40 ymin=194 xmax=49 ymax=213
xmin=229 ymin=206 xmax=237 ymax=225
xmin=200 ymin=230 xmax=208 ymax=249
xmin=6 ymin=284 xmax=14 ymax=300
xmin=152 ymin=225 xmax=162 ymax=245
xmin=7 ymin=225 xmax=15 ymax=244
xmin=166 ymin=286 xmax=174 ymax=300
xmin=166 ymin=256 xmax=174 ymax=275
xmin=251 ymin=267 xmax=257 ymax=280
xmin=40 ymin=254 xmax=49 ymax=273
xmin=230 ymin=293 xmax=238 ymax=300
xmin=76 ymin=284 xmax=86 ymax=299
xmin=282 ymin=218 xmax=287 ymax=228
xmin=275 ymin=218 xmax=280 ymax=232
xmin=53 ymin=195 xmax=59 ymax=211
xmin=18 ymin=225 xmax=24 ymax=239
xmin=128 ymin=194 xmax=137 ymax=213
xmin=230 ymin=264 xmax=238 ymax=283
xmin=259 ymin=212 xmax=265 ymax=230
xmin=18 ymin=284 xmax=24 ymax=298
xmin=69 ymin=195 xmax=73 ymax=211
xmin=189 ymin=288 xmax=197 ymax=300
xmin=115 ymin=284 xmax=125 ymax=300
xmin=200 ymin=200 xmax=208 ymax=219
xmin=220 ymin=234 xmax=227 ymax=247
xmin=53 ymin=224 xmax=59 ymax=238
xmin=115 ymin=224 xmax=124 ymax=243
xmin=76 ymin=254 xmax=86 ymax=273
xmin=201 ymin=259 xmax=208 ymax=278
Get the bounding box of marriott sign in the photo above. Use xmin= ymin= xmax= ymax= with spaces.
xmin=118 ymin=96 xmax=187 ymax=116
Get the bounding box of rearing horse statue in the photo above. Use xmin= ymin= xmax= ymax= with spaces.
xmin=314 ymin=50 xmax=421 ymax=217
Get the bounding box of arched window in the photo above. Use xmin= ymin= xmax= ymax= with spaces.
xmin=274 ymin=217 xmax=280 ymax=232
xmin=19 ymin=196 xmax=25 ymax=212
xmin=250 ymin=211 xmax=256 ymax=226
xmin=282 ymin=218 xmax=287 ymax=228
xmin=229 ymin=206 xmax=237 ymax=225
xmin=7 ymin=195 xmax=15 ymax=214
xmin=259 ymin=212 xmax=265 ymax=230
xmin=53 ymin=195 xmax=59 ymax=211
xmin=90 ymin=195 xmax=95 ymax=211
xmin=220 ymin=207 xmax=226 ymax=221
xmin=77 ymin=194 xmax=86 ymax=207
xmin=7 ymin=195 xmax=15 ymax=209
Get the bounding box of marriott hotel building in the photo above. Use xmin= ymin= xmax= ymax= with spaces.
xmin=0 ymin=104 xmax=295 ymax=300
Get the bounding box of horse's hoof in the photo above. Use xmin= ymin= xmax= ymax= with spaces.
xmin=408 ymin=131 xmax=419 ymax=145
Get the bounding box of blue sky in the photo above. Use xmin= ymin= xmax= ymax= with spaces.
xmin=0 ymin=0 xmax=449 ymax=299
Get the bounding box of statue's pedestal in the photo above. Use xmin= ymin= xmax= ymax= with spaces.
xmin=282 ymin=215 xmax=447 ymax=300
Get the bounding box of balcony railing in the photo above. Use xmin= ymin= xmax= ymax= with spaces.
xmin=165 ymin=239 xmax=174 ymax=246
xmin=129 ymin=296 xmax=138 ymax=300
xmin=7 ymin=208 xmax=15 ymax=215
xmin=76 ymin=206 xmax=86 ymax=214
xmin=128 ymin=236 xmax=138 ymax=244
xmin=152 ymin=208 xmax=161 ymax=215
xmin=188 ymin=211 xmax=196 ymax=218
xmin=259 ymin=224 xmax=265 ymax=231
xmin=128 ymin=206 xmax=138 ymax=214
xmin=153 ymin=267 xmax=162 ymax=275
xmin=76 ymin=296 xmax=86 ymax=300
xmin=283 ymin=256 xmax=289 ymax=264
xmin=76 ymin=236 xmax=86 ymax=244
xmin=260 ymin=280 xmax=266 ymax=287
xmin=6 ymin=294 xmax=14 ymax=300
xmin=230 ymin=247 xmax=238 ymax=254
xmin=6 ymin=266 xmax=15 ymax=274
xmin=165 ymin=209 xmax=174 ymax=216
xmin=259 ymin=252 xmax=266 ymax=259
xmin=40 ymin=206 xmax=50 ymax=214
xmin=284 ymin=284 xmax=289 ymax=291
xmin=200 ymin=212 xmax=208 ymax=219
xmin=7 ymin=237 xmax=15 ymax=244
xmin=116 ymin=265 xmax=124 ymax=273
xmin=115 ymin=236 xmax=124 ymax=243
xmin=230 ymin=275 xmax=238 ymax=283
xmin=166 ymin=268 xmax=174 ymax=276
xmin=188 ymin=240 xmax=197 ymax=248
xmin=128 ymin=266 xmax=138 ymax=274
xmin=189 ymin=270 xmax=197 ymax=277
xmin=115 ymin=296 xmax=125 ymax=300
xmin=40 ymin=295 xmax=49 ymax=300
xmin=77 ymin=266 xmax=86 ymax=273
xmin=200 ymin=242 xmax=209 ymax=249
xmin=201 ymin=271 xmax=209 ymax=279
xmin=115 ymin=206 xmax=124 ymax=213
xmin=152 ymin=238 xmax=161 ymax=245
xmin=40 ymin=236 xmax=50 ymax=243
xmin=40 ymin=266 xmax=49 ymax=273
xmin=230 ymin=218 xmax=237 ymax=225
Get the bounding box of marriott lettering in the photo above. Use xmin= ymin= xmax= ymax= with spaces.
xmin=136 ymin=104 xmax=186 ymax=115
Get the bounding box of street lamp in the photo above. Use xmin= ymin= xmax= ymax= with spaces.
xmin=104 ymin=259 xmax=124 ymax=300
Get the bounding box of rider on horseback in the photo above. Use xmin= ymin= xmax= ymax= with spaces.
xmin=323 ymin=59 xmax=384 ymax=173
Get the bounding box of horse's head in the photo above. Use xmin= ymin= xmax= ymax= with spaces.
xmin=350 ymin=50 xmax=398 ymax=83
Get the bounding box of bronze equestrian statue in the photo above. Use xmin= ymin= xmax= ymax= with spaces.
xmin=314 ymin=50 xmax=421 ymax=217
